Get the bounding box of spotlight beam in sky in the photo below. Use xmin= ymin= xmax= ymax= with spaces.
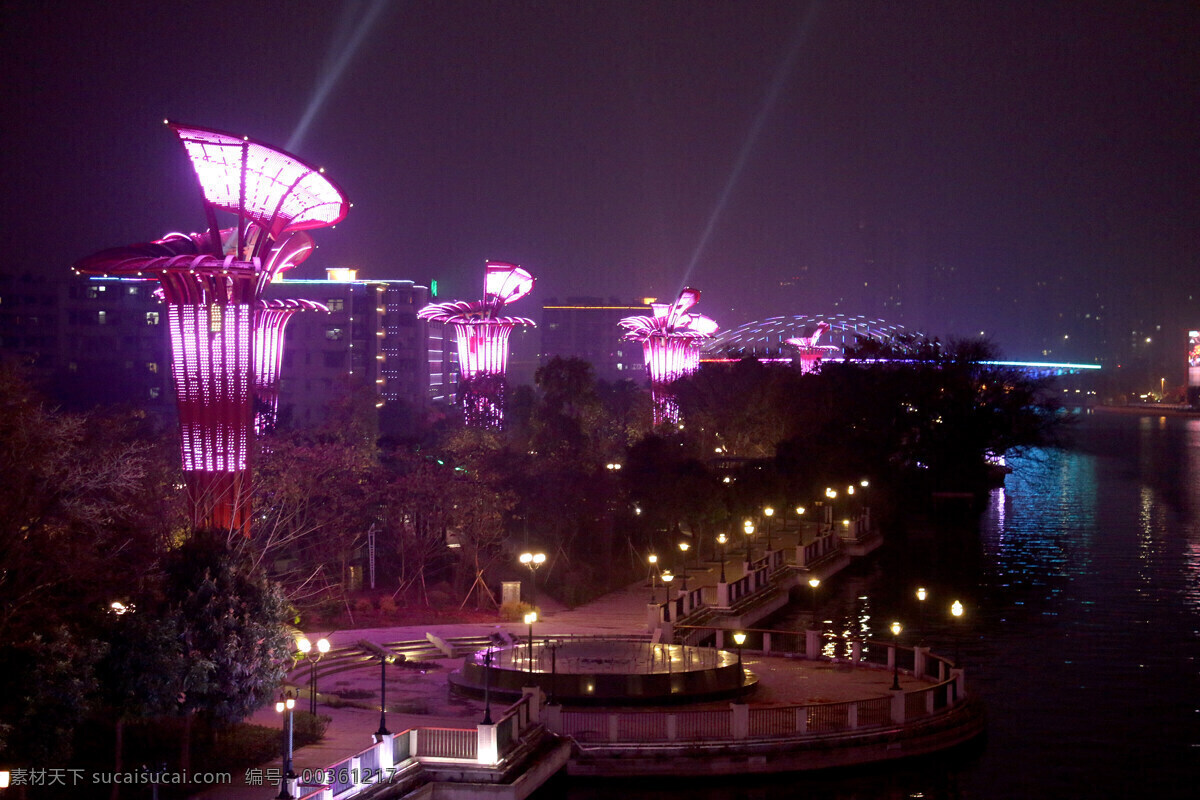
xmin=288 ymin=0 xmax=390 ymax=152
xmin=677 ymin=2 xmax=820 ymax=294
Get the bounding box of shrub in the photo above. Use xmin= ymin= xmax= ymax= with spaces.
xmin=498 ymin=600 xmax=537 ymax=622
xmin=378 ymin=596 xmax=398 ymax=615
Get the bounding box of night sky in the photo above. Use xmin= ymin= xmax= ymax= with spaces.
xmin=3 ymin=1 xmax=1197 ymax=366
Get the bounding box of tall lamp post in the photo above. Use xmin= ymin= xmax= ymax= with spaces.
xmin=524 ymin=611 xmax=538 ymax=674
xmin=275 ymin=690 xmax=297 ymax=799
xmin=519 ymin=552 xmax=546 ymax=606
xmin=295 ymin=636 xmax=330 ymax=717
xmin=763 ymin=506 xmax=774 ymax=550
xmin=890 ymin=621 xmax=904 ymax=691
xmin=743 ymin=520 xmax=755 ymax=562
xmin=916 ymin=587 xmax=927 ymax=644
xmin=808 ymin=577 xmax=820 ymax=621
xmin=716 ymin=533 xmax=728 ymax=582
xmin=647 ymin=554 xmax=659 ymax=603
xmin=732 ymin=631 xmax=747 ymax=682
xmin=951 ymin=600 xmax=964 ymax=666
xmin=678 ymin=541 xmax=690 ymax=591
xmin=376 ymin=653 xmax=396 ymax=740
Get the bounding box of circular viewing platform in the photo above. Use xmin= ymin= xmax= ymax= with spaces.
xmin=450 ymin=638 xmax=756 ymax=704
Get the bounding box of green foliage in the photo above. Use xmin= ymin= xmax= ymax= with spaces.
xmin=164 ymin=530 xmax=291 ymax=727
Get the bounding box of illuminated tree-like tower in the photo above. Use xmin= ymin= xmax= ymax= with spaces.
xmin=785 ymin=321 xmax=839 ymax=374
xmin=254 ymin=298 xmax=329 ymax=433
xmin=74 ymin=122 xmax=348 ymax=536
xmin=618 ymin=288 xmax=718 ymax=425
xmin=416 ymin=261 xmax=535 ymax=427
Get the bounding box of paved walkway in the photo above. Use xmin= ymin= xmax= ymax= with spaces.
xmin=192 ymin=521 xmax=905 ymax=797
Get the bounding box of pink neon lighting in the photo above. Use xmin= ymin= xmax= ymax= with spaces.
xmin=168 ymin=123 xmax=348 ymax=237
xmin=417 ymin=261 xmax=535 ymax=425
xmin=74 ymin=125 xmax=349 ymax=535
xmin=254 ymin=299 xmax=328 ymax=433
xmin=619 ymin=287 xmax=718 ymax=424
xmin=785 ymin=321 xmax=839 ymax=374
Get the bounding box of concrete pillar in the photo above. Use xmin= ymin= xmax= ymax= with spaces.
xmin=477 ymin=723 xmax=499 ymax=766
xmin=667 ymin=714 xmax=678 ymax=741
xmin=730 ymin=702 xmax=750 ymax=739
xmin=848 ymin=703 xmax=858 ymax=730
xmin=914 ymin=646 xmax=928 ymax=679
xmin=521 ymin=687 xmax=542 ymax=723
xmin=796 ymin=707 xmax=807 ymax=734
xmin=850 ymin=639 xmax=863 ymax=664
xmin=608 ymin=714 xmax=619 ymax=742
xmin=890 ymin=691 xmax=906 ymax=724
xmin=796 ymin=544 xmax=807 ymax=568
xmin=718 ymin=582 xmax=730 ymax=607
xmin=952 ymin=667 xmax=966 ymax=699
xmin=763 ymin=632 xmax=772 ymax=654
xmin=805 ymin=628 xmax=821 ymax=660
xmin=646 ymin=603 xmax=659 ymax=632
xmin=887 ymin=643 xmax=896 ymax=670
xmin=716 ymin=629 xmax=725 ymax=649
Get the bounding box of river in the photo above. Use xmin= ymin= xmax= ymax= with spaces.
xmin=560 ymin=412 xmax=1199 ymax=799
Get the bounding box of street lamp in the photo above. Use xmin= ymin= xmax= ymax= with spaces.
xmin=716 ymin=533 xmax=728 ymax=582
xmin=524 ymin=611 xmax=538 ymax=674
xmin=743 ymin=520 xmax=755 ymax=562
xmin=376 ymin=653 xmax=396 ymax=739
xmin=519 ymin=552 xmax=546 ymax=606
xmin=482 ymin=636 xmax=499 ymax=725
xmin=890 ymin=621 xmax=903 ymax=691
xmin=808 ymin=577 xmax=820 ymax=621
xmin=295 ymin=636 xmax=331 ymax=717
xmin=951 ymin=600 xmax=964 ymax=666
xmin=648 ymin=554 xmax=659 ymax=603
xmin=732 ymin=631 xmax=747 ymax=678
xmin=661 ymin=571 xmax=674 ymax=606
xmin=678 ymin=541 xmax=690 ymax=591
xmin=915 ymin=588 xmax=927 ymax=644
xmin=275 ymin=690 xmax=297 ymax=799
xmin=763 ymin=506 xmax=774 ymax=550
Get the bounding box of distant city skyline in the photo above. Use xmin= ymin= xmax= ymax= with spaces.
xmin=2 ymin=1 xmax=1196 ymax=376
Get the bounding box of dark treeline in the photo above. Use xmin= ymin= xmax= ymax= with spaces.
xmin=0 ymin=338 xmax=1064 ymax=773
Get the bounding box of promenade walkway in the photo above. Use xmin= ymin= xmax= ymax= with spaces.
xmin=192 ymin=520 xmax=908 ymax=797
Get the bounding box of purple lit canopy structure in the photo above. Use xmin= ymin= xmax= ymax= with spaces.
xmin=417 ymin=261 xmax=535 ymax=426
xmin=785 ymin=321 xmax=840 ymax=374
xmin=74 ymin=122 xmax=348 ymax=536
xmin=619 ymin=288 xmax=718 ymax=424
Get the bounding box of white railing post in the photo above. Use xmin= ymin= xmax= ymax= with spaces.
xmin=806 ymin=629 xmax=821 ymax=660
xmin=544 ymin=704 xmax=562 ymax=733
xmin=730 ymin=703 xmax=749 ymax=739
xmin=608 ymin=714 xmax=619 ymax=742
xmin=763 ymin=632 xmax=772 ymax=654
xmin=796 ymin=706 xmax=807 ymax=734
xmin=796 ymin=544 xmax=808 ymax=568
xmin=890 ymin=691 xmax=905 ymax=724
xmin=522 ymin=687 xmax=542 ymax=724
xmin=953 ymin=667 xmax=966 ymax=699
xmin=914 ymin=646 xmax=927 ymax=679
xmin=349 ymin=756 xmax=362 ymax=788
xmin=667 ymin=714 xmax=678 ymax=741
xmin=848 ymin=702 xmax=858 ymax=730
xmin=375 ymin=735 xmax=393 ymax=774
xmin=477 ymin=722 xmax=499 ymax=766
xmin=718 ymin=581 xmax=730 ymax=607
xmin=850 ymin=639 xmax=862 ymax=664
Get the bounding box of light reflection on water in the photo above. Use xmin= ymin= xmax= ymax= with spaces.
xmin=558 ymin=415 xmax=1199 ymax=800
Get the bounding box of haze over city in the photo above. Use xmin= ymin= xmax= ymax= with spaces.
xmin=3 ymin=0 xmax=1197 ymax=367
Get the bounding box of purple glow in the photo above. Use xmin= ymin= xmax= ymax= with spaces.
xmin=785 ymin=321 xmax=839 ymax=374
xmin=619 ymin=287 xmax=718 ymax=424
xmin=417 ymin=261 xmax=535 ymax=426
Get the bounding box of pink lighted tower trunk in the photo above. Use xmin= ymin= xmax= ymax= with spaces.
xmin=74 ymin=123 xmax=348 ymax=536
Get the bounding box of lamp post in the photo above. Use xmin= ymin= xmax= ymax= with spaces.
xmin=678 ymin=541 xmax=690 ymax=591
xmin=763 ymin=506 xmax=774 ymax=550
xmin=716 ymin=533 xmax=728 ymax=582
xmin=519 ymin=551 xmax=546 ymax=606
xmin=482 ymin=639 xmax=495 ymax=725
xmin=376 ymin=653 xmax=395 ymax=739
xmin=808 ymin=577 xmax=820 ymax=621
xmin=732 ymin=631 xmax=746 ymax=681
xmin=661 ymin=571 xmax=674 ymax=618
xmin=915 ymin=587 xmax=927 ymax=644
xmin=951 ymin=600 xmax=964 ymax=667
xmin=647 ymin=554 xmax=659 ymax=603
xmin=524 ymin=611 xmax=538 ymax=674
xmin=743 ymin=520 xmax=755 ymax=562
xmin=275 ymin=690 xmax=297 ymax=799
xmin=295 ymin=636 xmax=331 ymax=717
xmin=890 ymin=621 xmax=903 ymax=691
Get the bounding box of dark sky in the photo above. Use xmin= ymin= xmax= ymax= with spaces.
xmin=3 ymin=1 xmax=1197 ymax=364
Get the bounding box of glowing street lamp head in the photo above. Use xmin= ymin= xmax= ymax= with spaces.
xmin=951 ymin=600 xmax=964 ymax=618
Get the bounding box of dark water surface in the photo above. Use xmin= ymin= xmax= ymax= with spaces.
xmin=559 ymin=413 xmax=1199 ymax=798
